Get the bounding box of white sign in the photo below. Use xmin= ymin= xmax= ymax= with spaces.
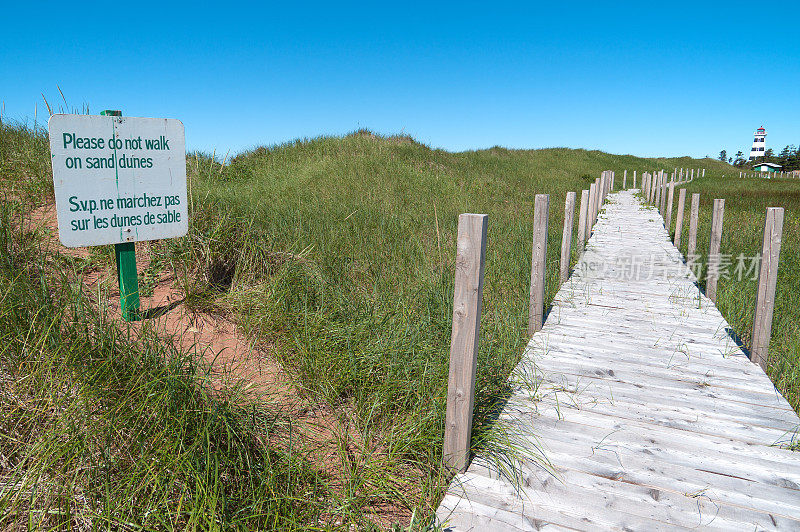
xmin=48 ymin=114 xmax=188 ymax=247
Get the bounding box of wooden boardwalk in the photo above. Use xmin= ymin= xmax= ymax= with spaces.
xmin=436 ymin=190 xmax=800 ymax=531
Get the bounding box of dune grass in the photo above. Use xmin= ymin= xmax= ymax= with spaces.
xmin=670 ymin=174 xmax=800 ymax=411
xmin=1 ymin=118 xmax=755 ymax=529
xmin=0 ymin=200 xmax=332 ymax=530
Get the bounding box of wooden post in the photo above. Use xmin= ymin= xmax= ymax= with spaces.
xmin=560 ymin=192 xmax=576 ymax=284
xmin=588 ymin=182 xmax=597 ymax=236
xmin=653 ymin=173 xmax=661 ymax=204
xmin=599 ymin=174 xmax=607 ymax=206
xmin=687 ymin=193 xmax=700 ymax=257
xmin=649 ymin=174 xmax=656 ymax=204
xmin=610 ymin=171 xmax=615 ymax=191
xmin=665 ymin=183 xmax=675 ymax=230
xmin=674 ymin=188 xmax=686 ymax=248
xmin=577 ymin=189 xmax=589 ymax=250
xmin=650 ymin=173 xmax=655 ymax=204
xmin=633 ymin=170 xmax=637 ymax=189
xmin=528 ymin=194 xmax=549 ymax=336
xmin=750 ymin=208 xmax=784 ymax=371
xmin=597 ymin=174 xmax=604 ymax=209
xmin=654 ymin=173 xmax=660 ymax=204
xmin=443 ymin=213 xmax=488 ymax=474
xmin=656 ymin=178 xmax=663 ymax=216
xmin=706 ymin=199 xmax=725 ymax=303
xmin=623 ymin=170 xmax=627 ymax=189
xmin=101 ymin=109 xmax=141 ymax=321
xmin=655 ymin=175 xmax=662 ymax=213
xmin=653 ymin=175 xmax=659 ymax=208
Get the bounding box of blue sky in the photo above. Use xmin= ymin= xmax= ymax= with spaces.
xmin=2 ymin=1 xmax=798 ymax=159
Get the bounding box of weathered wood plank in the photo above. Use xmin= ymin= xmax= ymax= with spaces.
xmin=559 ymin=191 xmax=576 ymax=285
xmin=528 ymin=194 xmax=549 ymax=336
xmin=443 ymin=213 xmax=488 ymax=473
xmin=588 ymin=182 xmax=597 ymax=238
xmin=751 ymin=207 xmax=784 ymax=370
xmin=687 ymin=192 xmax=700 ymax=257
xmin=674 ymin=188 xmax=686 ymax=249
xmin=665 ymin=182 xmax=674 ymax=230
xmin=706 ymin=199 xmax=725 ymax=303
xmin=577 ymin=189 xmax=589 ymax=252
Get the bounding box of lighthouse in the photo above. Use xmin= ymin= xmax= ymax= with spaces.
xmin=749 ymin=126 xmax=767 ymax=159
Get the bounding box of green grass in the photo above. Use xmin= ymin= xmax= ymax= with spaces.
xmin=0 ymin=118 xmax=767 ymax=529
xmin=0 ymin=200 xmax=329 ymax=530
xmin=669 ymin=174 xmax=800 ymax=411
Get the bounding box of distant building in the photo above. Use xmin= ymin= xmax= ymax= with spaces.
xmin=749 ymin=127 xmax=767 ymax=159
xmin=752 ymin=162 xmax=781 ymax=173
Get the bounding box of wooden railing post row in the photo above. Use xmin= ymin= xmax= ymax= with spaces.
xmin=528 ymin=194 xmax=549 ymax=336
xmin=687 ymin=193 xmax=700 ymax=258
xmin=750 ymin=207 xmax=784 ymax=370
xmin=443 ymin=213 xmax=488 ymax=474
xmin=706 ymin=199 xmax=725 ymax=303
xmin=560 ymin=192 xmax=576 ymax=285
xmin=674 ymin=188 xmax=686 ymax=248
xmin=577 ymin=189 xmax=589 ymax=251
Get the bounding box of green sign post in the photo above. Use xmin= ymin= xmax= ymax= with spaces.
xmin=100 ymin=109 xmax=140 ymax=321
